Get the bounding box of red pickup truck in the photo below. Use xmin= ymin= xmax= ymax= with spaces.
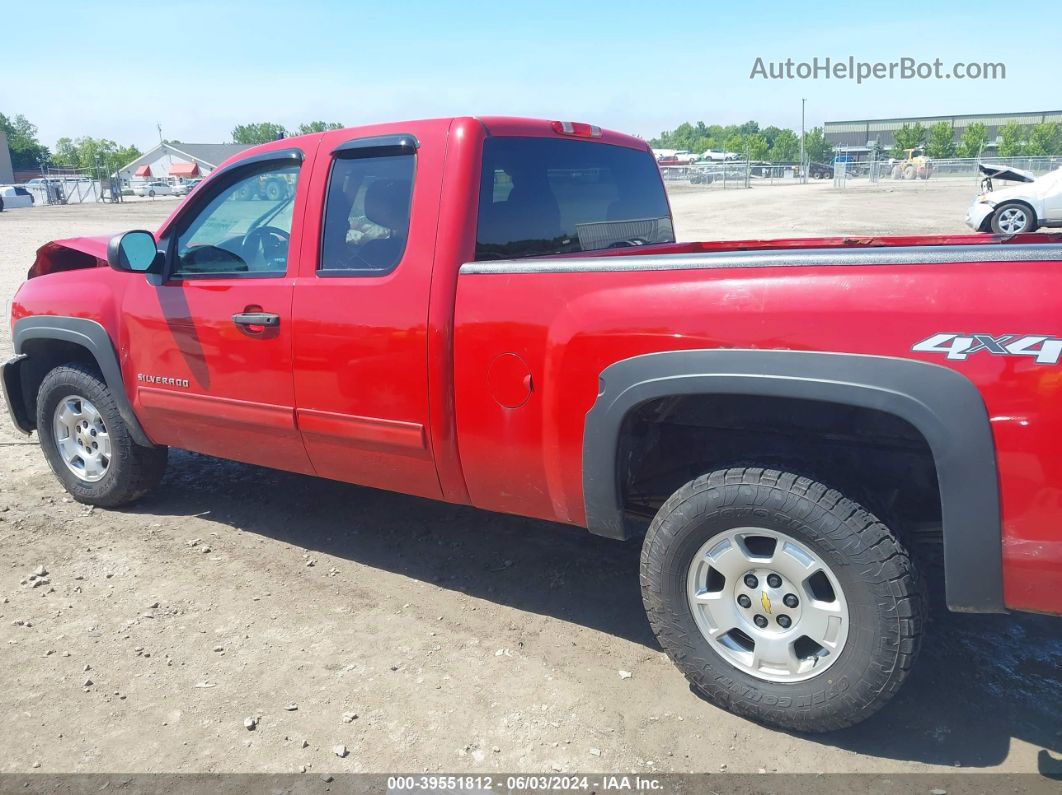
xmin=5 ymin=116 xmax=1062 ymax=732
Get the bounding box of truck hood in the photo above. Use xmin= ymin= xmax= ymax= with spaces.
xmin=28 ymin=234 xmax=112 ymax=278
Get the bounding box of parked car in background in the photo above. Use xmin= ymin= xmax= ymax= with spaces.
xmin=967 ymin=165 xmax=1062 ymax=234
xmin=0 ymin=185 xmax=35 ymax=210
xmin=172 ymin=179 xmax=202 ymax=196
xmin=132 ymin=181 xmax=177 ymax=198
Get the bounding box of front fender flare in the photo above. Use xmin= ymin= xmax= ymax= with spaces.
xmin=582 ymin=349 xmax=1003 ymax=613
xmin=13 ymin=315 xmax=153 ymax=447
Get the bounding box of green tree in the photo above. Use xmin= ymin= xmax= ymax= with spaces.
xmin=0 ymin=112 xmax=50 ymax=168
xmin=891 ymin=123 xmax=928 ymax=157
xmin=1027 ymin=122 xmax=1061 ymax=156
xmin=722 ymin=133 xmax=745 ymax=157
xmin=297 ymin=121 xmax=345 ymax=135
xmin=49 ymin=136 xmax=141 ymax=171
xmin=803 ymin=127 xmax=834 ymax=164
xmin=956 ymin=122 xmax=987 ymax=158
xmin=925 ymin=121 xmax=956 ymax=158
xmin=997 ymin=121 xmax=1026 ymax=156
xmin=52 ymin=137 xmax=80 ymax=168
xmin=231 ymin=122 xmax=288 ymax=144
xmin=744 ymin=134 xmax=770 ymax=160
xmin=768 ymin=129 xmax=800 ymax=161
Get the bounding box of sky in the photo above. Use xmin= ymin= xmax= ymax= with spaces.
xmin=4 ymin=0 xmax=1060 ymax=150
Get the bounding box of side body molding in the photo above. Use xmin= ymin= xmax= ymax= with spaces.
xmin=12 ymin=316 xmax=153 ymax=447
xmin=582 ymin=349 xmax=1004 ymax=613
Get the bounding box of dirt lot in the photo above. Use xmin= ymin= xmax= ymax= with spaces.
xmin=0 ymin=186 xmax=1059 ymax=777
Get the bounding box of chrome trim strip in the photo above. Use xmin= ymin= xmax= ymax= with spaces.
xmin=460 ymin=243 xmax=1062 ymax=275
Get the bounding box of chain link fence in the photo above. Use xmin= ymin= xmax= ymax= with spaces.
xmin=22 ymin=165 xmax=127 ymax=206
xmin=663 ymin=156 xmax=1062 ymax=192
xmin=660 ymin=161 xmax=828 ymax=189
xmin=833 ymin=156 xmax=1062 ymax=188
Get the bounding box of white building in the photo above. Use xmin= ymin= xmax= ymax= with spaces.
xmin=115 ymin=142 xmax=252 ymax=185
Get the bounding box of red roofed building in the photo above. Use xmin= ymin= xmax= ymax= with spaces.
xmin=115 ymin=142 xmax=251 ymax=186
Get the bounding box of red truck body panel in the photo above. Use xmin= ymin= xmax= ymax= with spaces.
xmin=10 ymin=117 xmax=1062 ymax=616
xmin=452 ymin=257 xmax=1062 ymax=615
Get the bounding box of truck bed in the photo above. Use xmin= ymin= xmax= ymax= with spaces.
xmin=453 ymin=232 xmax=1062 ymax=615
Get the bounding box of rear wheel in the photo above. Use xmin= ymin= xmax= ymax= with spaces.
xmin=37 ymin=363 xmax=168 ymax=507
xmin=640 ymin=468 xmax=924 ymax=732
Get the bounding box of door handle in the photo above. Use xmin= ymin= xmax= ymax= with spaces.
xmin=232 ymin=312 xmax=280 ymax=328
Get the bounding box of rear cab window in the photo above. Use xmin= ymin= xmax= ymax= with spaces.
xmin=475 ymin=137 xmax=674 ymax=261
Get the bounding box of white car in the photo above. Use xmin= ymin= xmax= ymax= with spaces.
xmin=133 ymin=181 xmax=177 ymax=198
xmin=0 ymin=185 xmax=35 ymax=210
xmin=966 ymin=165 xmax=1062 ymax=234
xmin=172 ymin=179 xmax=202 ymax=196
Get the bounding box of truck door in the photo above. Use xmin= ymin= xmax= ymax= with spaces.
xmin=291 ymin=123 xmax=447 ymax=499
xmin=123 ymin=148 xmax=315 ymax=474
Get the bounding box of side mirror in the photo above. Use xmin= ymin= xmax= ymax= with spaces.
xmin=107 ymin=230 xmax=160 ymax=273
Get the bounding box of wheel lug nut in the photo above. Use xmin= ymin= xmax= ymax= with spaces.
xmin=777 ymin=615 xmax=792 ymax=629
xmin=767 ymin=573 xmax=782 ymax=589
xmin=737 ymin=594 xmax=751 ymax=608
xmin=743 ymin=574 xmax=758 ymax=588
xmin=753 ymin=614 xmax=768 ymax=629
xmin=783 ymin=593 xmax=799 ymax=608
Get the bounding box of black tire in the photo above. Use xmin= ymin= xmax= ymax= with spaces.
xmin=263 ymin=179 xmax=284 ymax=201
xmin=991 ymin=202 xmax=1036 ymax=235
xmin=641 ymin=468 xmax=924 ymax=732
xmin=148 ymin=189 xmax=155 ymax=198
xmin=36 ymin=363 xmax=168 ymax=507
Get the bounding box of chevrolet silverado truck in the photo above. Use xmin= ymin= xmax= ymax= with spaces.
xmin=4 ymin=117 xmax=1062 ymax=733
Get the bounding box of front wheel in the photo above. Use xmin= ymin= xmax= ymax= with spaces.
xmin=37 ymin=363 xmax=168 ymax=507
xmin=991 ymin=202 xmax=1036 ymax=235
xmin=640 ymin=468 xmax=924 ymax=732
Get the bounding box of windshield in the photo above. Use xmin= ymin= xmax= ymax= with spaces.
xmin=475 ymin=137 xmax=674 ymax=261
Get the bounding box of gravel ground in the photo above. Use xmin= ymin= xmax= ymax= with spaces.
xmin=0 ymin=186 xmax=1059 ymax=777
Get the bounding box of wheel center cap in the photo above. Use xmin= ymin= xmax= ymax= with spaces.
xmin=760 ymin=591 xmax=773 ymax=614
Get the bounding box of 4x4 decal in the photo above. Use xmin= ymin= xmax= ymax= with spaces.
xmin=913 ymin=333 xmax=1062 ymax=364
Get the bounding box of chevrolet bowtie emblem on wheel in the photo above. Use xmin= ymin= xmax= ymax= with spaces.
xmin=760 ymin=591 xmax=772 ymax=614
xmin=913 ymin=333 xmax=1062 ymax=364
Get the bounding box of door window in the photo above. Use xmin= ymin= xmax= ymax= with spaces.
xmin=319 ymin=154 xmax=414 ymax=275
xmin=173 ymin=163 xmax=299 ymax=277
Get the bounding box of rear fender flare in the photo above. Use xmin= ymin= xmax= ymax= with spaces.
xmin=582 ymin=349 xmax=1003 ymax=614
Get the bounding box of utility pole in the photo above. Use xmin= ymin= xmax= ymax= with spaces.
xmin=157 ymin=122 xmax=163 ymax=144
xmin=800 ymin=98 xmax=807 ymax=184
